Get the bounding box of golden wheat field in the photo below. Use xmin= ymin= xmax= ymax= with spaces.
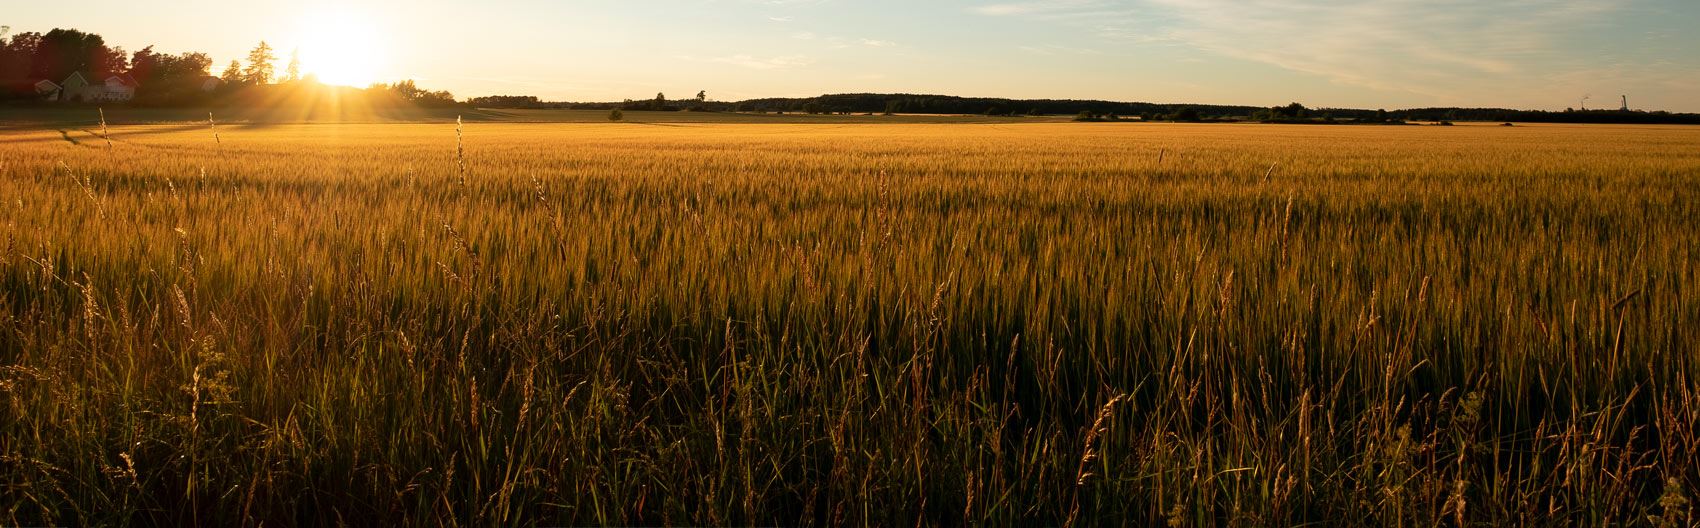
xmin=2 ymin=121 xmax=1699 ymax=525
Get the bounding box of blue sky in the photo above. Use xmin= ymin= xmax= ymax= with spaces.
xmin=6 ymin=0 xmax=1698 ymax=110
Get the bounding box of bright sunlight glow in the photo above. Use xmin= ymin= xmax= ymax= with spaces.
xmin=295 ymin=11 xmax=387 ymax=87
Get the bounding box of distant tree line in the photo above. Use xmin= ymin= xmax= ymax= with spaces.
xmin=471 ymin=92 xmax=723 ymax=112
xmin=368 ymin=80 xmax=457 ymax=107
xmin=1390 ymin=107 xmax=1700 ymax=125
xmin=734 ymin=93 xmax=1258 ymax=118
xmin=1248 ymin=103 xmax=1700 ymax=125
xmin=465 ymin=91 xmax=1700 ymax=126
xmin=0 ymin=26 xmax=460 ymax=107
xmin=467 ymin=92 xmax=1257 ymax=118
xmin=1075 ymin=107 xmax=1206 ymax=122
xmin=466 ymin=95 xmax=543 ymax=108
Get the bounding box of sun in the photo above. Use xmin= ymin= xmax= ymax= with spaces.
xmin=295 ymin=11 xmax=387 ymax=87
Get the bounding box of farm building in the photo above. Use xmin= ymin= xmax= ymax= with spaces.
xmin=59 ymin=72 xmax=139 ymax=103
xmin=33 ymin=79 xmax=61 ymax=100
xmin=0 ymin=79 xmax=62 ymax=101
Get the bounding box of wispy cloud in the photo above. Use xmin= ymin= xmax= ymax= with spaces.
xmin=972 ymin=0 xmax=1117 ymax=17
xmin=974 ymin=0 xmax=1633 ymax=104
xmin=708 ymin=54 xmax=816 ymax=70
xmin=784 ymin=32 xmax=900 ymax=49
xmin=1018 ymin=44 xmax=1103 ymax=55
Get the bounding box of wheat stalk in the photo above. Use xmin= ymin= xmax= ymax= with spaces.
xmin=98 ymin=108 xmax=112 ymax=149
xmin=208 ymin=112 xmax=221 ymax=153
xmin=1076 ymin=393 xmax=1126 ymax=486
xmin=455 ymin=115 xmax=467 ymax=185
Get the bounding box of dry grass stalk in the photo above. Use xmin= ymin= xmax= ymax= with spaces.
xmin=98 ymin=107 xmax=111 ymax=149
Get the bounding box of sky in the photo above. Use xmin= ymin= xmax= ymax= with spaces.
xmin=6 ymin=0 xmax=1699 ymax=111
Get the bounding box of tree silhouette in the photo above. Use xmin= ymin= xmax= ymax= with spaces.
xmin=0 ymin=31 xmax=42 ymax=80
xmin=283 ymin=48 xmax=301 ymax=83
xmin=28 ymin=28 xmax=122 ymax=80
xmin=127 ymin=46 xmax=214 ymax=103
xmin=370 ymin=79 xmax=458 ymax=106
xmin=221 ymin=60 xmax=243 ymax=84
xmin=386 ymin=79 xmax=423 ymax=100
xmin=243 ymin=41 xmax=275 ymax=84
xmin=1279 ymin=102 xmax=1308 ymax=119
xmin=129 ymin=46 xmax=156 ymax=79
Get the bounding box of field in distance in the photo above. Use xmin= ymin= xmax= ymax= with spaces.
xmin=1 ymin=122 xmax=1698 ymax=525
xmin=0 ymin=105 xmax=1062 ymax=127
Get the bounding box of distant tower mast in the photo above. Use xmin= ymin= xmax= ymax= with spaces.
xmin=1620 ymin=95 xmax=1629 ymax=111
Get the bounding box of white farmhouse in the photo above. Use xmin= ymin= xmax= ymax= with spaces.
xmin=60 ymin=72 xmax=140 ymax=103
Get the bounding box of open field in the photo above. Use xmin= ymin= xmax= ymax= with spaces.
xmin=2 ymin=121 xmax=1698 ymax=525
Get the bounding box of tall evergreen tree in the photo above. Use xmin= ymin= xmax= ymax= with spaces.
xmin=242 ymin=41 xmax=275 ymax=84
xmin=221 ymin=59 xmax=243 ymax=84
xmin=283 ymin=48 xmax=301 ymax=83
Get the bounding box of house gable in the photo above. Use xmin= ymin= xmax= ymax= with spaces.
xmin=104 ymin=74 xmax=140 ymax=89
xmin=62 ymin=72 xmax=91 ymax=91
